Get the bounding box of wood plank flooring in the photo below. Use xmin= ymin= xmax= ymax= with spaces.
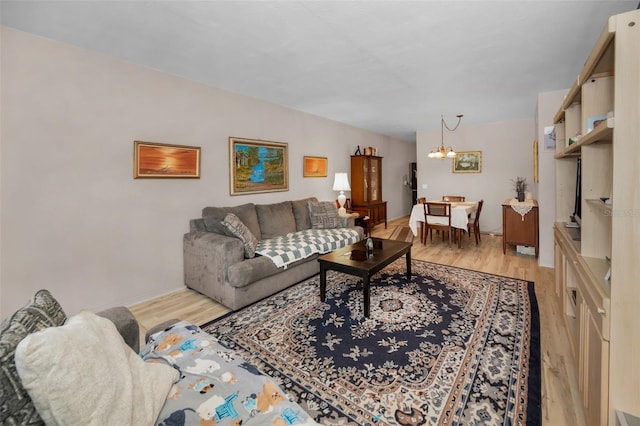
xmin=129 ymin=216 xmax=586 ymax=426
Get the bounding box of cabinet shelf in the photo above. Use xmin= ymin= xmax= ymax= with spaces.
xmin=585 ymin=198 xmax=612 ymax=216
xmin=582 ymin=256 xmax=611 ymax=297
xmin=554 ymin=122 xmax=613 ymax=159
xmin=553 ymin=20 xmax=615 ymax=123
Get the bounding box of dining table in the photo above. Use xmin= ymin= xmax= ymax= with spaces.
xmin=408 ymin=201 xmax=478 ymax=247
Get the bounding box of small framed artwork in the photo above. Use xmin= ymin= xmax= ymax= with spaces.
xmin=543 ymin=125 xmax=556 ymax=151
xmin=229 ymin=137 xmax=288 ymax=195
xmin=452 ymin=151 xmax=482 ymax=173
xmin=133 ymin=141 xmax=200 ymax=178
xmin=303 ymin=156 xmax=328 ymax=177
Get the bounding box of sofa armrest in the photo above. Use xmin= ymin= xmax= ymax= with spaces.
xmin=97 ymin=306 xmax=140 ymax=353
xmin=145 ymin=319 xmax=180 ymax=343
xmin=183 ymin=231 xmax=245 ymax=306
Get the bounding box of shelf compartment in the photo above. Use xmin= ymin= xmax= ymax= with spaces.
xmin=553 ymin=18 xmax=615 ymax=123
xmin=585 ymin=199 xmax=612 ymax=216
xmin=554 ymin=122 xmax=613 ymax=158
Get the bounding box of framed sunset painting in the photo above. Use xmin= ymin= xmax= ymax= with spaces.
xmin=134 ymin=141 xmax=200 ymax=178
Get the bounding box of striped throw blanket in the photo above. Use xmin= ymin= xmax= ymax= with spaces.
xmin=255 ymin=228 xmax=361 ymax=268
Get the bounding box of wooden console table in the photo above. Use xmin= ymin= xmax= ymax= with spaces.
xmin=502 ymin=199 xmax=539 ymax=258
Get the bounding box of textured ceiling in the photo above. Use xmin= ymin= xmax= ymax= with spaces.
xmin=1 ymin=1 xmax=637 ymax=142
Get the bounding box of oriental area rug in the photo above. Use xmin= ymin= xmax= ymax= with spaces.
xmin=202 ymin=259 xmax=541 ymax=426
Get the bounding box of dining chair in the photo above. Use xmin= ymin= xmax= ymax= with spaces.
xmin=467 ymin=199 xmax=484 ymax=245
xmin=442 ymin=195 xmax=466 ymax=202
xmin=423 ymin=202 xmax=452 ymax=247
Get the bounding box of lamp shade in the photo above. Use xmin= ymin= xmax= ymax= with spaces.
xmin=332 ymin=172 xmax=351 ymax=192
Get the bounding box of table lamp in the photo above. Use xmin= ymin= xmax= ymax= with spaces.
xmin=332 ymin=172 xmax=351 ymax=216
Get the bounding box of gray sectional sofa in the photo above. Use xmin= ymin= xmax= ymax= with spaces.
xmin=183 ymin=197 xmax=364 ymax=310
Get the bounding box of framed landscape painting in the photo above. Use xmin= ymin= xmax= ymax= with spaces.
xmin=303 ymin=156 xmax=328 ymax=177
xmin=452 ymin=151 xmax=482 ymax=173
xmin=134 ymin=141 xmax=200 ymax=178
xmin=229 ymin=137 xmax=288 ymax=195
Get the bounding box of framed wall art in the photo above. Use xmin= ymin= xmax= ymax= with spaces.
xmin=533 ymin=140 xmax=539 ymax=183
xmin=303 ymin=156 xmax=328 ymax=177
xmin=543 ymin=125 xmax=556 ymax=151
xmin=133 ymin=141 xmax=201 ymax=178
xmin=229 ymin=137 xmax=288 ymax=195
xmin=452 ymin=151 xmax=482 ymax=173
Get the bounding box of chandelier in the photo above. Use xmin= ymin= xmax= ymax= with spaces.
xmin=428 ymin=114 xmax=464 ymax=159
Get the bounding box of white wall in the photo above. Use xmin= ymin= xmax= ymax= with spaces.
xmin=536 ymin=90 xmax=568 ymax=267
xmin=416 ymin=118 xmax=536 ymax=238
xmin=0 ymin=27 xmax=416 ymax=317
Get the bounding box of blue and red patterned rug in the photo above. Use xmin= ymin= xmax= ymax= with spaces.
xmin=202 ymin=259 xmax=541 ymax=425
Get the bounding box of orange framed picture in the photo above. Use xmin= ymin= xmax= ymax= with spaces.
xmin=303 ymin=156 xmax=328 ymax=177
xmin=134 ymin=141 xmax=200 ymax=178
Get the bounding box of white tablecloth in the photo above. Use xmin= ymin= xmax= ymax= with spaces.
xmin=408 ymin=201 xmax=478 ymax=236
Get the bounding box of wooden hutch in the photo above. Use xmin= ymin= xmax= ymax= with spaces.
xmin=350 ymin=155 xmax=387 ymax=229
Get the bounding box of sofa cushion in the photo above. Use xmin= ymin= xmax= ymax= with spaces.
xmin=308 ymin=200 xmax=341 ymax=229
xmin=202 ymin=203 xmax=261 ymax=240
xmin=255 ymin=201 xmax=296 ymax=239
xmin=15 ymin=311 xmax=178 ymax=426
xmin=291 ymin=197 xmax=317 ymax=231
xmin=222 ymin=213 xmax=259 ymax=258
xmin=0 ymin=289 xmax=67 ymax=426
xmin=227 ymin=254 xmax=317 ymax=288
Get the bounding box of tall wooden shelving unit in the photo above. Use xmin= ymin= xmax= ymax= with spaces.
xmin=350 ymin=155 xmax=387 ymax=229
xmin=553 ymin=9 xmax=639 ymax=425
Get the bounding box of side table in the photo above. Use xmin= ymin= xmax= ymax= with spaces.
xmin=354 ymin=215 xmax=371 ymax=237
xmin=502 ymin=199 xmax=539 ymax=257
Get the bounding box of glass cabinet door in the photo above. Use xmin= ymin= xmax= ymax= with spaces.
xmin=370 ymin=158 xmax=379 ymax=202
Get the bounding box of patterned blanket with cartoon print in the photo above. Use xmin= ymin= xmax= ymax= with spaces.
xmin=140 ymin=321 xmax=318 ymax=426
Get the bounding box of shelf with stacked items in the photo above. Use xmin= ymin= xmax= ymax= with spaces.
xmin=554 ymin=120 xmax=613 ymax=159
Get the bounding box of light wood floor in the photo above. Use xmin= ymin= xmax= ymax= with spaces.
xmin=130 ymin=216 xmax=586 ymax=426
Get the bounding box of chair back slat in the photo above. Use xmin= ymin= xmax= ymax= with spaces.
xmin=425 ymin=202 xmax=451 ymax=218
xmin=442 ymin=195 xmax=465 ymax=202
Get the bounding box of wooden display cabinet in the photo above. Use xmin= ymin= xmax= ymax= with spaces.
xmin=350 ymin=155 xmax=387 ymax=228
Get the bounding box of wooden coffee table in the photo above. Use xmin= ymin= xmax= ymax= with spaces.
xmin=318 ymin=238 xmax=412 ymax=317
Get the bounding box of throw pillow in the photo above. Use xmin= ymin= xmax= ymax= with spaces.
xmin=222 ymin=213 xmax=259 ymax=258
xmin=202 ymin=203 xmax=262 ymax=240
xmin=15 ymin=311 xmax=178 ymax=426
xmin=0 ymin=289 xmax=67 ymax=425
xmin=308 ymin=200 xmax=341 ymax=229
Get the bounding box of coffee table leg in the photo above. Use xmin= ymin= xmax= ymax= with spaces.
xmin=406 ymin=250 xmax=412 ymax=280
xmin=320 ymin=263 xmax=327 ymax=302
xmin=363 ymin=273 xmax=370 ymax=317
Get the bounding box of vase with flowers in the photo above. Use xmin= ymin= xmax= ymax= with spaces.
xmin=512 ymin=177 xmax=528 ymax=202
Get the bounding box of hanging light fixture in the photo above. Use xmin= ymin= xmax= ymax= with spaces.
xmin=428 ymin=114 xmax=464 ymax=159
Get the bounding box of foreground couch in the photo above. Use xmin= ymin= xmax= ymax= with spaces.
xmin=0 ymin=290 xmax=143 ymax=424
xmin=184 ymin=198 xmax=364 ymax=310
xmin=1 ymin=290 xmax=318 ymax=425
